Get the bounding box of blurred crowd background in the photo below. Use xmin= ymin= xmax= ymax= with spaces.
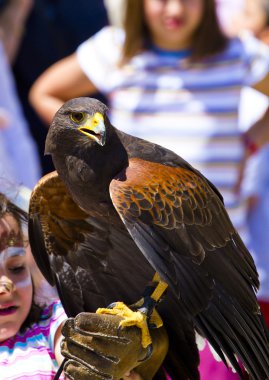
xmin=1 ymin=0 xmax=269 ymax=379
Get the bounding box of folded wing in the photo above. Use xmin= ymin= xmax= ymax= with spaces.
xmin=110 ymin=157 xmax=269 ymax=380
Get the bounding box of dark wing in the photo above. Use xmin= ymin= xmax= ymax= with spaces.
xmin=28 ymin=171 xmax=155 ymax=317
xmin=29 ymin=173 xmax=201 ymax=379
xmin=110 ymin=157 xmax=269 ymax=380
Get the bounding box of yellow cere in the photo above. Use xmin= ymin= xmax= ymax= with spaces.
xmin=92 ymin=112 xmax=104 ymax=126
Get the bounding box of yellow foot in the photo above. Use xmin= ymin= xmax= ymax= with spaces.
xmin=96 ymin=302 xmax=152 ymax=348
xmin=128 ymin=272 xmax=167 ymax=329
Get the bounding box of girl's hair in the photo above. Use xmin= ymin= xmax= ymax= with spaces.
xmin=0 ymin=192 xmax=28 ymax=252
xmin=121 ymin=0 xmax=228 ymax=62
xmin=20 ymin=296 xmax=44 ymax=332
xmin=0 ymin=192 xmax=43 ymax=328
xmin=0 ymin=193 xmax=28 ymax=232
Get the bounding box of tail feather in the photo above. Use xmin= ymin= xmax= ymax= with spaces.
xmin=197 ymin=289 xmax=269 ymax=380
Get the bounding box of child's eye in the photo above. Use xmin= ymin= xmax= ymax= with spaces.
xmin=9 ymin=266 xmax=25 ymax=274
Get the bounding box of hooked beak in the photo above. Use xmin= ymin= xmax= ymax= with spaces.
xmin=78 ymin=112 xmax=106 ymax=146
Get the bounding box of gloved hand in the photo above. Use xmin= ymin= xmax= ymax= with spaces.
xmin=60 ymin=312 xmax=168 ymax=380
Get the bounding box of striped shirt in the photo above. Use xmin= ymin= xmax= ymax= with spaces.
xmin=77 ymin=26 xmax=269 ymax=241
xmin=0 ymin=300 xmax=67 ymax=380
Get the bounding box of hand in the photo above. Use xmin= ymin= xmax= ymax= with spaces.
xmin=0 ymin=108 xmax=10 ymax=129
xmin=233 ymin=148 xmax=248 ymax=196
xmin=60 ymin=312 xmax=168 ymax=380
xmin=123 ymin=370 xmax=143 ymax=380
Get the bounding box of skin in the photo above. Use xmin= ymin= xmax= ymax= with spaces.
xmin=0 ymin=108 xmax=10 ymax=130
xmin=143 ymin=0 xmax=204 ymax=50
xmin=237 ymin=0 xmax=268 ymax=37
xmin=123 ymin=371 xmax=143 ymax=380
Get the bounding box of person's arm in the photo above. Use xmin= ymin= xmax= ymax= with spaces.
xmin=0 ymin=0 xmax=33 ymax=63
xmin=54 ymin=323 xmax=65 ymax=366
xmin=234 ymin=73 xmax=269 ymax=195
xmin=29 ymin=53 xmax=98 ymax=126
xmin=245 ymin=73 xmax=269 ymax=152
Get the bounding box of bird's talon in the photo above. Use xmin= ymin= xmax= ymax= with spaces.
xmin=107 ymin=302 xmax=118 ymax=309
xmin=137 ymin=306 xmax=148 ymax=315
xmin=117 ymin=325 xmax=123 ymax=335
xmin=139 ymin=343 xmax=153 ymax=362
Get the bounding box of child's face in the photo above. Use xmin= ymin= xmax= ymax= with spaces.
xmin=0 ymin=214 xmax=33 ymax=342
xmin=143 ymin=0 xmax=204 ymax=50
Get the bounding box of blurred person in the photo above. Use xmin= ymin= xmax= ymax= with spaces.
xmin=237 ymin=0 xmax=269 ymax=329
xmin=0 ymin=31 xmax=41 ymax=188
xmin=0 ymin=0 xmax=34 ymax=64
xmin=216 ymin=0 xmax=269 ymax=327
xmin=29 ymin=0 xmax=269 ymax=378
xmin=5 ymin=0 xmax=109 ymax=175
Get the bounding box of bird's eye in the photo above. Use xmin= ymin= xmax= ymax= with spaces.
xmin=70 ymin=112 xmax=85 ymax=123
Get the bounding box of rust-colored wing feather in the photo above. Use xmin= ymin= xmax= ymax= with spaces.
xmin=29 ymin=171 xmax=90 ymax=260
xmin=110 ymin=157 xmax=268 ymax=379
xmin=29 ymin=171 xmax=92 ymax=315
xmin=110 ymin=158 xmax=258 ymax=295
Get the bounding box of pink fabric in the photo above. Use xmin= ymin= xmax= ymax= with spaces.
xmin=165 ymin=344 xmax=241 ymax=380
xmin=198 ymin=341 xmax=244 ymax=380
xmin=198 ymin=301 xmax=269 ymax=380
xmin=259 ymin=300 xmax=269 ymax=328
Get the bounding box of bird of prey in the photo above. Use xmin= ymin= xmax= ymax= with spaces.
xmin=29 ymin=97 xmax=269 ymax=380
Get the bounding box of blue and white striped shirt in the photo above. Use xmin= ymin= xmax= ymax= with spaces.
xmin=77 ymin=26 xmax=269 ymax=240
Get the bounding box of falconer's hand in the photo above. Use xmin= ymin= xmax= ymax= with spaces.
xmin=60 ymin=312 xmax=168 ymax=380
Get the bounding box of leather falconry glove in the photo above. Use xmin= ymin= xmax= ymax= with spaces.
xmin=60 ymin=312 xmax=168 ymax=380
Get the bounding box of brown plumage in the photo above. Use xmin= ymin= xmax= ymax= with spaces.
xmin=29 ymin=97 xmax=269 ymax=380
